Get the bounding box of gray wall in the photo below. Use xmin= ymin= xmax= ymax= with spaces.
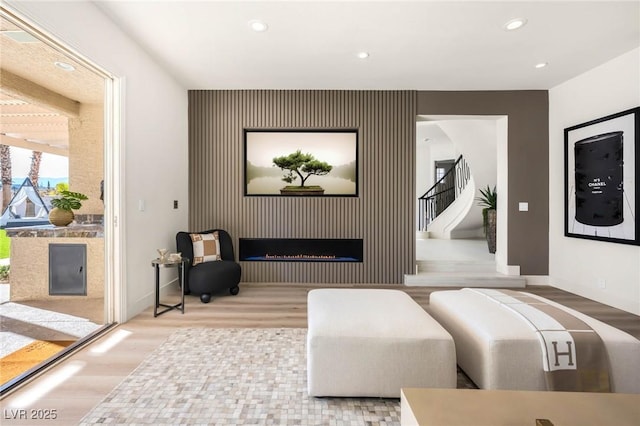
xmin=417 ymin=91 xmax=549 ymax=275
xmin=189 ymin=90 xmax=417 ymax=283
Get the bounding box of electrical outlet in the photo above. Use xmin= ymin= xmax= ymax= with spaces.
xmin=173 ymin=200 xmax=178 ymax=209
xmin=597 ymin=279 xmax=606 ymax=289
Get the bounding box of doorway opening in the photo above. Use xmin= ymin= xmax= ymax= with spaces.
xmin=0 ymin=6 xmax=121 ymax=395
xmin=414 ymin=115 xmax=510 ymax=274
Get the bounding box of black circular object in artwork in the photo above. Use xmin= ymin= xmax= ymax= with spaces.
xmin=574 ymin=131 xmax=623 ymax=227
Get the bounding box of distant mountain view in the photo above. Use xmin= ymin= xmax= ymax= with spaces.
xmin=9 ymin=177 xmax=69 ymax=190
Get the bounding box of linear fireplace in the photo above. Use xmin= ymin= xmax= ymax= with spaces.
xmin=239 ymin=238 xmax=363 ymax=262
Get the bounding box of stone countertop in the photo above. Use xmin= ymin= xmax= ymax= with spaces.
xmin=5 ymin=223 xmax=104 ymax=238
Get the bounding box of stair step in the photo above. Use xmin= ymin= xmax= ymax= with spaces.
xmin=404 ymin=272 xmax=526 ymax=288
xmin=416 ymin=260 xmax=497 ymax=273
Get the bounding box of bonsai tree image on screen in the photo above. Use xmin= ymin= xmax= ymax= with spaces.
xmin=273 ymin=150 xmax=333 ymax=195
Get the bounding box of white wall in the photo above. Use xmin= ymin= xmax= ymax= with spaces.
xmin=549 ymin=48 xmax=640 ymax=315
xmin=7 ymin=1 xmax=189 ymax=321
xmin=415 ymin=121 xmax=456 ymax=233
xmin=416 ymin=121 xmax=456 ymax=199
xmin=495 ymin=117 xmax=511 ymax=274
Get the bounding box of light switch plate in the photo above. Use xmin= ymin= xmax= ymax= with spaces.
xmin=518 ymin=202 xmax=528 ymax=212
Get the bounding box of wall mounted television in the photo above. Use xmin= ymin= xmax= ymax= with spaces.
xmin=244 ymin=129 xmax=359 ymax=197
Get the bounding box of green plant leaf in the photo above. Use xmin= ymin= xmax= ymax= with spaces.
xmin=61 ymin=190 xmax=88 ymax=200
xmin=51 ymin=189 xmax=89 ymax=211
xmin=476 ymin=185 xmax=497 ymax=210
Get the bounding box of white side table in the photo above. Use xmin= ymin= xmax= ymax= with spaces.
xmin=151 ymin=258 xmax=187 ymax=317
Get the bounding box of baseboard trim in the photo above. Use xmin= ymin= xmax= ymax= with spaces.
xmin=497 ymin=263 xmax=520 ymax=276
xmin=404 ymin=273 xmax=526 ymax=288
xmin=523 ymin=275 xmax=551 ymax=286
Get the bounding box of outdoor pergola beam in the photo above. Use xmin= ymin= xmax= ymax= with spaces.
xmin=0 ymin=133 xmax=68 ymax=157
xmin=1 ymin=69 xmax=80 ymax=118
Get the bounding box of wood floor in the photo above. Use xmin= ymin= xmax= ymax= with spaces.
xmin=1 ymin=283 xmax=639 ymax=425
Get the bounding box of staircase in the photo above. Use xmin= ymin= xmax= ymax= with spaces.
xmin=411 ymin=122 xmax=523 ymax=288
xmin=418 ymin=155 xmax=470 ymax=232
xmin=404 ymin=260 xmax=526 ymax=288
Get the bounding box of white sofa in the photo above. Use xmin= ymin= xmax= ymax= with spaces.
xmin=307 ymin=288 xmax=456 ymax=397
xmin=429 ymin=288 xmax=640 ymax=393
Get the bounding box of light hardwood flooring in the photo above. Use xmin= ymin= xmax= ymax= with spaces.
xmin=1 ymin=283 xmax=639 ymax=425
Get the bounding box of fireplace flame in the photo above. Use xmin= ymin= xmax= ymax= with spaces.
xmin=265 ymin=253 xmax=337 ymax=260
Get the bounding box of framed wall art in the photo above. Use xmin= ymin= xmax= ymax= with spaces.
xmin=244 ymin=129 xmax=358 ymax=197
xmin=564 ymin=107 xmax=639 ymax=245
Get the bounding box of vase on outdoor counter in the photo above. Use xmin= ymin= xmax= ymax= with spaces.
xmin=49 ymin=207 xmax=74 ymax=227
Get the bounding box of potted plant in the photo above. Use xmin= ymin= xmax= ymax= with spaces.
xmin=49 ymin=189 xmax=88 ymax=227
xmin=476 ymin=185 xmax=497 ymax=253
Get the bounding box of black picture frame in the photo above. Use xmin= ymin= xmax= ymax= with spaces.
xmin=244 ymin=129 xmax=358 ymax=197
xmin=564 ymin=107 xmax=639 ymax=245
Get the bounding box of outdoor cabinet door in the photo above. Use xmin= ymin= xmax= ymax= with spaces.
xmin=49 ymin=243 xmax=87 ymax=295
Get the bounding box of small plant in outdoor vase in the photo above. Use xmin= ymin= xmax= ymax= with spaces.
xmin=476 ymin=185 xmax=497 ymax=253
xmin=49 ymin=189 xmax=88 ymax=227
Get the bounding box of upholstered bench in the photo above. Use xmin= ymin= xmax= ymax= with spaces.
xmin=306 ymin=288 xmax=456 ymax=398
xmin=429 ymin=288 xmax=640 ymax=393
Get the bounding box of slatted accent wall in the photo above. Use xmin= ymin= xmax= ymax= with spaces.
xmin=188 ymin=90 xmax=416 ymax=283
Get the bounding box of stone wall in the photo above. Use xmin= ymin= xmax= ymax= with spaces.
xmin=69 ymin=103 xmax=104 ymax=214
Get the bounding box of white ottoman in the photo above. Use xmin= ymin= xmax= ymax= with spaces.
xmin=306 ymin=288 xmax=456 ymax=398
xmin=429 ymin=288 xmax=640 ymax=393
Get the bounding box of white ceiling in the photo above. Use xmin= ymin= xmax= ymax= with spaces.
xmin=95 ymin=0 xmax=640 ymax=90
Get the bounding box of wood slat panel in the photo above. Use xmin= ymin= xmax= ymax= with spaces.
xmin=188 ymin=90 xmax=417 ymax=283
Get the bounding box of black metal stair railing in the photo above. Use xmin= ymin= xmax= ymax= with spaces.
xmin=418 ymin=155 xmax=470 ymax=231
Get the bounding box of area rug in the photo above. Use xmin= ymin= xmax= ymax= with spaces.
xmin=81 ymin=328 xmax=476 ymax=425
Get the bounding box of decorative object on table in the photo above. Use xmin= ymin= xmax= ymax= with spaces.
xmin=175 ymin=229 xmax=241 ymax=303
xmin=476 ymin=185 xmax=497 ymax=253
xmin=157 ymin=248 xmax=169 ymax=263
xmin=48 ymin=188 xmax=88 ymax=227
xmin=244 ymin=129 xmax=358 ymax=197
xmin=564 ymin=106 xmax=639 ymax=245
xmin=168 ymin=252 xmax=182 ymax=262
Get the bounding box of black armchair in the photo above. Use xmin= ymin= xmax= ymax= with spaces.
xmin=176 ymin=229 xmax=241 ymax=303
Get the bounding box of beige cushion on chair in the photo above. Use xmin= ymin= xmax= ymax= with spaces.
xmin=190 ymin=232 xmax=221 ymax=266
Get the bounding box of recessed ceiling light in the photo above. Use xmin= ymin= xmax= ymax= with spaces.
xmin=249 ymin=20 xmax=268 ymax=32
xmin=357 ymin=51 xmax=370 ymax=59
xmin=503 ymin=18 xmax=527 ymax=31
xmin=54 ymin=61 xmax=75 ymax=71
xmin=535 ymin=62 xmax=548 ymax=69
